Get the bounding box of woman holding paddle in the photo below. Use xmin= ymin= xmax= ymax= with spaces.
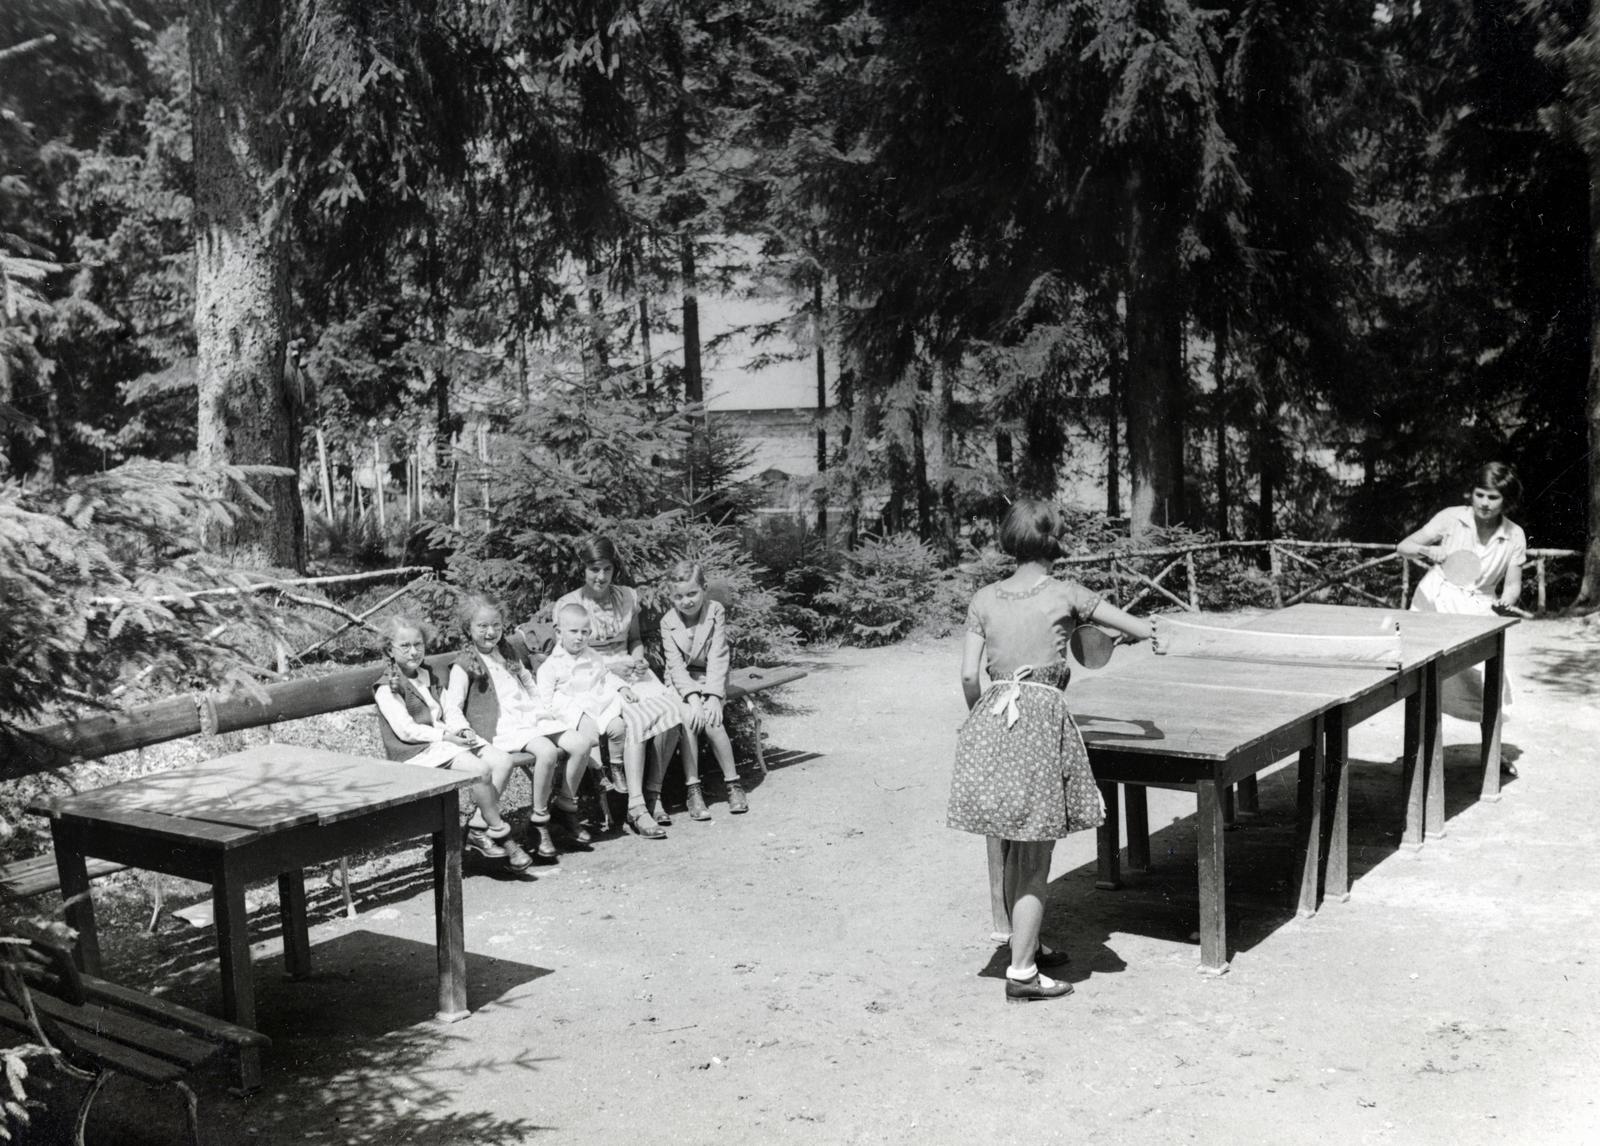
xmin=949 ymin=499 xmax=1152 ymax=1003
xmin=1397 ymin=461 xmax=1526 ymax=733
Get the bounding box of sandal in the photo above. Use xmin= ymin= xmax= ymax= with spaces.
xmin=625 ymin=805 xmax=667 ymax=840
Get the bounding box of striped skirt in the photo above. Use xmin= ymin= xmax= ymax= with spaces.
xmin=614 ymin=670 xmax=687 ymax=745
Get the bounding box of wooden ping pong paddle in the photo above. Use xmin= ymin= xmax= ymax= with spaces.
xmin=1067 ymin=625 xmax=1117 ymax=669
xmin=1439 ymin=550 xmax=1481 ymax=587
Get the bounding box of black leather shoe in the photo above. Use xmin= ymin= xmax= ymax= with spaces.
xmin=1005 ymin=973 xmax=1074 ymax=1003
xmin=1035 ymin=946 xmax=1071 ymax=969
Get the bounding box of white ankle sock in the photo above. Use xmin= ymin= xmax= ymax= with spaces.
xmin=1006 ymin=964 xmax=1038 ymax=982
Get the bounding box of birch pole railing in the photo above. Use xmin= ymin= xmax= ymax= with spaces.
xmin=1054 ymin=540 xmax=1581 ymax=615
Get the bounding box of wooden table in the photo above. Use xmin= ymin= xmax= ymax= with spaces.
xmin=1070 ymin=604 xmax=1517 ymax=973
xmin=29 ymin=744 xmax=474 ymax=1089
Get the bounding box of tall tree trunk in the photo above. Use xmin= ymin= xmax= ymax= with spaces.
xmin=995 ymin=430 xmax=1014 ymax=484
xmin=814 ymin=265 xmax=828 ymax=537
xmin=1213 ymin=320 xmax=1230 ymax=540
xmin=640 ymin=295 xmax=656 ymax=402
xmin=191 ymin=0 xmax=302 ymax=571
xmin=680 ymin=241 xmax=703 ymax=406
xmin=1580 ymin=132 xmax=1600 ymax=609
xmin=1123 ymin=171 xmax=1186 ymax=534
xmin=1256 ymin=354 xmax=1281 ymax=546
xmin=839 ymin=366 xmax=861 ymax=547
xmin=912 ymin=363 xmax=933 ymax=541
xmin=937 ymin=362 xmax=957 ymax=557
xmin=1105 ymin=291 xmax=1124 ymax=519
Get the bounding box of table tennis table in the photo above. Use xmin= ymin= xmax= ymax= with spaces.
xmin=1070 ymin=603 xmax=1517 ymax=973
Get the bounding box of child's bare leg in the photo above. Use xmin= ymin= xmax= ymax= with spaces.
xmin=988 ymin=837 xmax=1011 ymax=940
xmin=527 ymin=738 xmax=561 ymax=816
xmin=1004 ymin=840 xmax=1054 ymax=975
xmin=679 ymin=728 xmax=703 ymax=785
xmin=458 ymin=748 xmax=510 ymax=833
xmin=558 ymin=728 xmax=595 ymax=808
xmin=704 ymin=725 xmax=739 ymax=782
xmin=523 ymin=738 xmax=561 ymax=859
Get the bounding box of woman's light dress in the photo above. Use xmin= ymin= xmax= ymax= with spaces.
xmin=1409 ymin=505 xmax=1526 ymax=721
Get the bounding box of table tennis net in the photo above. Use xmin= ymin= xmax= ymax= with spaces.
xmin=1151 ymin=614 xmax=1403 ymax=669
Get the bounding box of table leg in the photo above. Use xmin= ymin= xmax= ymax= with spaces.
xmin=1479 ymin=632 xmax=1506 ymax=802
xmin=433 ymin=800 xmax=469 ymax=1022
xmin=212 ymin=868 xmax=261 ymax=1091
xmin=50 ymin=822 xmax=101 ymax=975
xmin=1125 ymin=786 xmax=1150 ymax=871
xmin=1237 ymin=775 xmax=1260 ymax=815
xmin=1094 ymin=782 xmax=1122 ymax=891
xmin=278 ymin=870 xmax=312 ymax=979
xmin=1401 ymin=670 xmax=1426 ymax=849
xmin=1322 ymin=710 xmax=1350 ymax=904
xmin=1424 ymin=662 xmax=1446 ymax=838
xmin=1222 ymin=784 xmax=1237 ymax=829
xmin=1294 ymin=716 xmax=1326 ymax=919
xmin=1196 ymin=780 xmax=1229 ymax=975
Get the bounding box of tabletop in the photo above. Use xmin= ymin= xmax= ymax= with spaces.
xmin=1247 ymin=603 xmax=1516 ymax=662
xmin=32 ymin=744 xmax=472 ymax=837
xmin=1064 ymin=605 xmax=1467 ymax=763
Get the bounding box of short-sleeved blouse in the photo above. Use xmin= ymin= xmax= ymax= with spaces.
xmin=966 ymin=576 xmax=1102 ymax=678
xmin=555 ymin=585 xmax=640 ymax=663
xmin=1416 ymin=506 xmax=1527 ymax=595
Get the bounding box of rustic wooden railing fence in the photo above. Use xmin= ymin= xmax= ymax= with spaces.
xmin=1057 ymin=540 xmax=1581 ymax=615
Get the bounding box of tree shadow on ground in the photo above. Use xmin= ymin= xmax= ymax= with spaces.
xmin=1057 ymin=738 xmax=1528 ymax=968
xmin=10 ymin=933 xmax=556 ymax=1145
xmin=1516 ymin=641 xmax=1599 ymax=701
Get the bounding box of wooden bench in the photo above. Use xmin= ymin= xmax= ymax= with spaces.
xmin=0 ymin=934 xmax=268 ymax=1145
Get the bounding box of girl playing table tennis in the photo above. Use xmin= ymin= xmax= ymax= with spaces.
xmin=949 ymin=499 xmax=1153 ymax=1003
xmin=1396 ymin=461 xmax=1526 ymax=738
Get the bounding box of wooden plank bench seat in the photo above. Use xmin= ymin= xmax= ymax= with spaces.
xmin=0 ymin=934 xmax=268 ymax=1145
xmin=0 ymin=855 xmax=128 ymax=901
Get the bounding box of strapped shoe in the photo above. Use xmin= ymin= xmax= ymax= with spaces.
xmin=1005 ymin=972 xmax=1073 ymax=1003
xmin=624 ymin=805 xmax=667 ymax=839
xmin=464 ymin=827 xmax=508 ymax=860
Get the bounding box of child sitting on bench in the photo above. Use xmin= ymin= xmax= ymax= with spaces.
xmin=443 ymin=594 xmax=591 ymax=866
xmin=372 ymin=614 xmax=531 ymax=869
xmin=660 ymin=561 xmax=748 ymax=818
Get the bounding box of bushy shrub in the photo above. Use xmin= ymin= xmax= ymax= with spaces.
xmin=815 ymin=532 xmax=943 ymax=646
xmin=0 ymin=460 xmax=286 ymax=732
xmin=741 ymin=516 xmax=844 ymax=643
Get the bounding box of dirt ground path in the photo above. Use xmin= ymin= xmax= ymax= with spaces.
xmin=24 ymin=617 xmax=1600 ymax=1145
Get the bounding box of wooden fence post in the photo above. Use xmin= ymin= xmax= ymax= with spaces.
xmin=1185 ymin=550 xmax=1199 ymax=611
xmin=1400 ymin=557 xmax=1409 ymax=609
xmin=315 ymin=427 xmax=334 ymax=514
xmin=1537 ymin=557 xmax=1547 ymax=613
xmin=1268 ymin=544 xmax=1284 ymax=608
xmin=373 ymin=436 xmax=386 ymax=531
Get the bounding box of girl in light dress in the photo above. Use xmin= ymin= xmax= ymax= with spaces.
xmin=372 ymin=615 xmax=530 ymax=868
xmin=1397 ymin=461 xmax=1526 ymax=757
xmin=660 ymin=561 xmax=748 ymax=820
xmin=554 ymin=537 xmax=687 ymax=839
xmin=950 ymin=499 xmax=1152 ymax=1003
xmin=443 ymin=595 xmax=594 ymax=864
